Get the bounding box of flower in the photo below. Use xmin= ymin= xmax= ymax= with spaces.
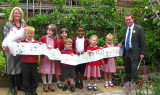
xmin=145 ymin=6 xmax=148 ymax=9
xmin=122 ymin=82 xmax=137 ymax=94
xmin=156 ymin=10 xmax=159 ymax=14
xmin=144 ymin=18 xmax=147 ymax=21
xmin=133 ymin=30 xmax=136 ymax=33
xmin=113 ymin=70 xmax=123 ymax=78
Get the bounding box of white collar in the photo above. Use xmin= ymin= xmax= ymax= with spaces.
xmin=26 ymin=38 xmax=34 ymax=42
xmin=128 ymin=23 xmax=134 ymax=30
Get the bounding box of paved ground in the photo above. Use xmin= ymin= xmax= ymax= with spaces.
xmin=0 ymin=79 xmax=123 ymax=95
xmin=0 ymin=79 xmax=153 ymax=95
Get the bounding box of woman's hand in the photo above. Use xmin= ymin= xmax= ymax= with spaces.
xmin=2 ymin=46 xmax=10 ymax=52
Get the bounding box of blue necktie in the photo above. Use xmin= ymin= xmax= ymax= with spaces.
xmin=126 ymin=28 xmax=131 ymax=51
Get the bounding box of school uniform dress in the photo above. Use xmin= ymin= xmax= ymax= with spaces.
xmin=61 ymin=49 xmax=76 ymax=78
xmin=3 ymin=21 xmax=27 ymax=75
xmin=72 ymin=36 xmax=89 ymax=74
xmin=84 ymin=46 xmax=103 ymax=78
xmin=39 ymin=35 xmax=57 ymax=74
xmin=21 ymin=39 xmax=39 ymax=93
xmin=102 ymin=44 xmax=116 ymax=73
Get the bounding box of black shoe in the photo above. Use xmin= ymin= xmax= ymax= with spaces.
xmin=31 ymin=91 xmax=38 ymax=95
xmin=63 ymin=85 xmax=68 ymax=91
xmin=93 ymin=86 xmax=97 ymax=91
xmin=10 ymin=87 xmax=17 ymax=95
xmin=25 ymin=92 xmax=30 ymax=95
xmin=57 ymin=83 xmax=63 ymax=89
xmin=88 ymin=86 xmax=92 ymax=91
xmin=75 ymin=80 xmax=80 ymax=88
xmin=79 ymin=81 xmax=83 ymax=89
xmin=70 ymin=86 xmax=75 ymax=92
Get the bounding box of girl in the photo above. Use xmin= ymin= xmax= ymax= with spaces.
xmin=103 ymin=33 xmax=116 ymax=88
xmin=56 ymin=28 xmax=68 ymax=88
xmin=84 ymin=35 xmax=103 ymax=91
xmin=39 ymin=24 xmax=57 ymax=92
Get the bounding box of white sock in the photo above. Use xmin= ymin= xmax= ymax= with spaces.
xmin=48 ymin=74 xmax=52 ymax=84
xmin=88 ymin=83 xmax=91 ymax=86
xmin=109 ymin=81 xmax=112 ymax=84
xmin=57 ymin=80 xmax=61 ymax=84
xmin=105 ymin=81 xmax=108 ymax=85
xmin=93 ymin=84 xmax=97 ymax=86
xmin=42 ymin=75 xmax=47 ymax=84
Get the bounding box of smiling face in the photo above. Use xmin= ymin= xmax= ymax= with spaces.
xmin=47 ymin=29 xmax=54 ymax=37
xmin=77 ymin=28 xmax=84 ymax=38
xmin=25 ymin=30 xmax=35 ymax=41
xmin=64 ymin=42 xmax=72 ymax=50
xmin=106 ymin=37 xmax=113 ymax=45
xmin=90 ymin=37 xmax=97 ymax=47
xmin=125 ymin=16 xmax=134 ymax=27
xmin=60 ymin=31 xmax=67 ymax=39
xmin=13 ymin=9 xmax=22 ymax=21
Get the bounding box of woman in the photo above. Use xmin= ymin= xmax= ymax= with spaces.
xmin=2 ymin=7 xmax=27 ymax=95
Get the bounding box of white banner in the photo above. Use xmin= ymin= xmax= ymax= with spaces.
xmin=11 ymin=43 xmax=123 ymax=65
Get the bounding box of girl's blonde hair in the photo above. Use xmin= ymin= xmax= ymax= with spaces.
xmin=59 ymin=28 xmax=68 ymax=39
xmin=9 ymin=7 xmax=24 ymax=22
xmin=25 ymin=26 xmax=35 ymax=33
xmin=46 ymin=24 xmax=57 ymax=37
xmin=89 ymin=35 xmax=99 ymax=44
xmin=106 ymin=33 xmax=113 ymax=39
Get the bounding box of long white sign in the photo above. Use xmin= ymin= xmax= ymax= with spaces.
xmin=11 ymin=43 xmax=123 ymax=65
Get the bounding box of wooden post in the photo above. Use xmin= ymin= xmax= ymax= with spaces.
xmin=26 ymin=0 xmax=28 ymax=20
xmin=33 ymin=0 xmax=34 ymax=17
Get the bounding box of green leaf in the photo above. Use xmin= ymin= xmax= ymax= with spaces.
xmin=157 ymin=21 xmax=160 ymax=26
xmin=152 ymin=18 xmax=158 ymax=24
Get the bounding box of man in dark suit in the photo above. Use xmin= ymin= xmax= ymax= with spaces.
xmin=118 ymin=14 xmax=145 ymax=84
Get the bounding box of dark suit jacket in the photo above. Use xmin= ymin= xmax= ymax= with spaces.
xmin=121 ymin=24 xmax=145 ymax=61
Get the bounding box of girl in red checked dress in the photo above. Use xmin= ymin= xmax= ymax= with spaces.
xmin=103 ymin=33 xmax=116 ymax=88
xmin=39 ymin=24 xmax=57 ymax=92
xmin=55 ymin=28 xmax=68 ymax=89
xmin=84 ymin=35 xmax=103 ymax=91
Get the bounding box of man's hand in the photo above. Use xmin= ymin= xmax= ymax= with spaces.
xmin=140 ymin=55 xmax=144 ymax=61
xmin=118 ymin=43 xmax=122 ymax=47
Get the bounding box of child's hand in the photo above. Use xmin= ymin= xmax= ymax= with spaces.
xmin=47 ymin=46 xmax=52 ymax=49
xmin=21 ymin=36 xmax=26 ymax=41
xmin=100 ymin=47 xmax=103 ymax=49
xmin=71 ymin=53 xmax=74 ymax=56
xmin=99 ymin=65 xmax=103 ymax=71
xmin=81 ymin=51 xmax=85 ymax=54
xmin=87 ymin=50 xmax=92 ymax=54
xmin=56 ymin=48 xmax=59 ymax=50
xmin=75 ymin=50 xmax=80 ymax=56
xmin=39 ymin=42 xmax=42 ymax=45
xmin=16 ymin=40 xmax=21 ymax=43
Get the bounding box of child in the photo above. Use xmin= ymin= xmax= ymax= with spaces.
xmin=39 ymin=24 xmax=57 ymax=92
xmin=61 ymin=38 xmax=76 ymax=92
xmin=55 ymin=28 xmax=68 ymax=88
xmin=72 ymin=27 xmax=89 ymax=89
xmin=84 ymin=35 xmax=103 ymax=91
xmin=21 ymin=26 xmax=38 ymax=95
xmin=103 ymin=33 xmax=116 ymax=88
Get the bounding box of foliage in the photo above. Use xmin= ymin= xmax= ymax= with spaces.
xmin=0 ymin=51 xmax=5 ymax=76
xmin=113 ymin=70 xmax=123 ymax=78
xmin=0 ymin=0 xmax=20 ymax=21
xmin=115 ymin=57 xmax=124 ymax=66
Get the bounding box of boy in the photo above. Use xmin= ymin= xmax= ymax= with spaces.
xmin=72 ymin=27 xmax=89 ymax=89
xmin=21 ymin=26 xmax=38 ymax=95
xmin=61 ymin=38 xmax=76 ymax=92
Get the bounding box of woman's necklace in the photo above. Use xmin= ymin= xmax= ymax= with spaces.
xmin=14 ymin=22 xmax=21 ymax=29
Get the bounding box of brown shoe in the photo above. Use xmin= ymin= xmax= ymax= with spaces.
xmin=48 ymin=84 xmax=55 ymax=92
xmin=43 ymin=84 xmax=49 ymax=92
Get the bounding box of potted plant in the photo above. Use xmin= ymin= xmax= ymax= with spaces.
xmin=112 ymin=70 xmax=123 ymax=86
